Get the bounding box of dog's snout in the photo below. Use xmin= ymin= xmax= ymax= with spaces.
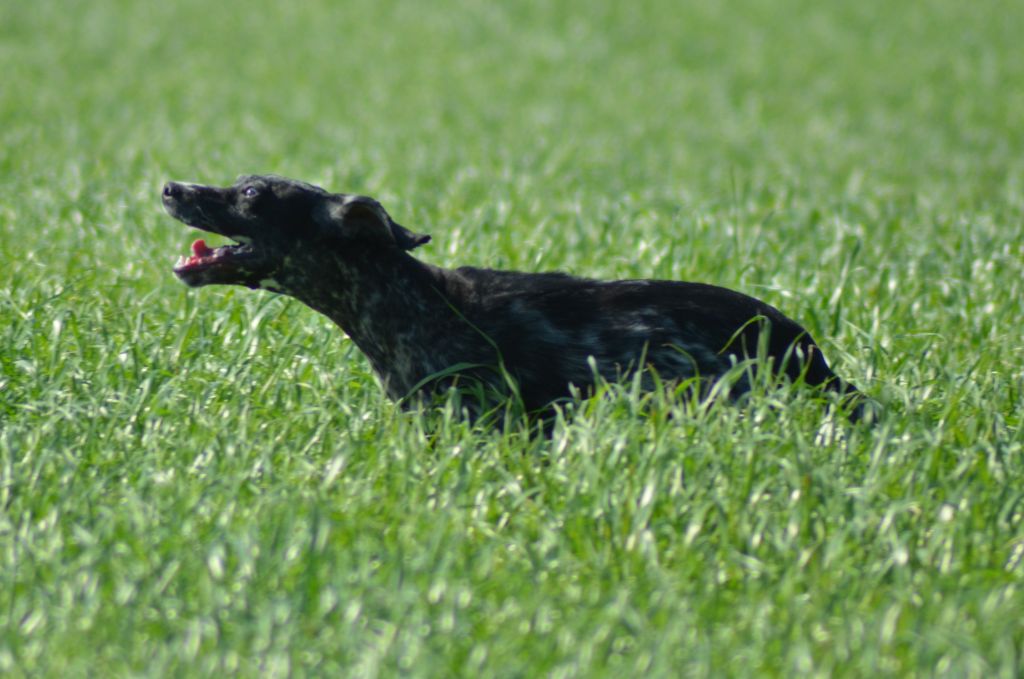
xmin=163 ymin=182 xmax=182 ymax=199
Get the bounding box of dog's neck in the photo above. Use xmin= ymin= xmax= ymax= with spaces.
xmin=272 ymin=248 xmax=477 ymax=399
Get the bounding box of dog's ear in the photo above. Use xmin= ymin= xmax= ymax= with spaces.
xmin=315 ymin=195 xmax=430 ymax=251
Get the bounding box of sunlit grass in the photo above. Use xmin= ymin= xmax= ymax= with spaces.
xmin=2 ymin=0 xmax=1023 ymax=676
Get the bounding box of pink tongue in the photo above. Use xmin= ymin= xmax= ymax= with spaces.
xmin=191 ymin=239 xmax=213 ymax=258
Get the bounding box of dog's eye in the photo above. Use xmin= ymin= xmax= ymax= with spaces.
xmin=242 ymin=186 xmax=259 ymax=198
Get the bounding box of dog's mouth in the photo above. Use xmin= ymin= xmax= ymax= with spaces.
xmin=163 ymin=181 xmax=276 ymax=289
xmin=172 ymin=237 xmax=272 ymax=288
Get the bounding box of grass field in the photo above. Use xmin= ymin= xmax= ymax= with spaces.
xmin=2 ymin=0 xmax=1024 ymax=675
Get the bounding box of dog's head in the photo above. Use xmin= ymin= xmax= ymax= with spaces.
xmin=162 ymin=174 xmax=430 ymax=289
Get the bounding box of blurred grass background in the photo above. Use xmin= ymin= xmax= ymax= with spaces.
xmin=2 ymin=0 xmax=1023 ymax=675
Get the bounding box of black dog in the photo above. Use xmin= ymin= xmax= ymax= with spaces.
xmin=163 ymin=175 xmax=864 ymax=418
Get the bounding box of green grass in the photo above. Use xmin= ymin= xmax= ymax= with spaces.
xmin=2 ymin=0 xmax=1024 ymax=675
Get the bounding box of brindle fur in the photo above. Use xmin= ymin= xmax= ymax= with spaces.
xmin=162 ymin=175 xmax=864 ymax=418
